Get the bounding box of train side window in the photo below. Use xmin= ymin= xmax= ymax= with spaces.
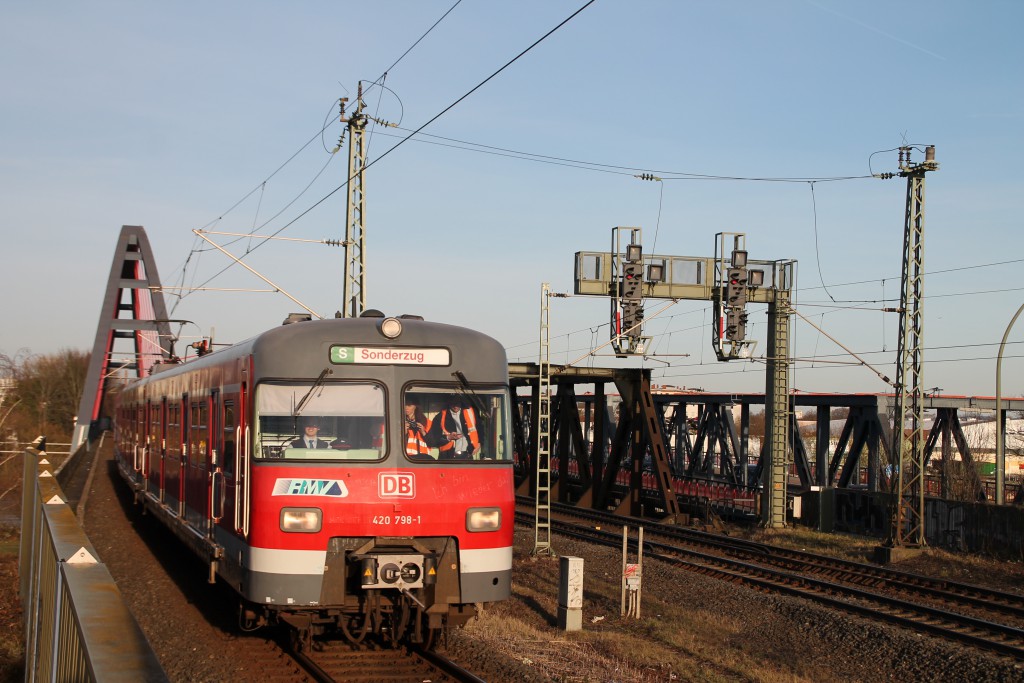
xmin=136 ymin=408 xmax=145 ymax=447
xmin=191 ymin=402 xmax=208 ymax=467
xmin=254 ymin=382 xmax=386 ymax=461
xmin=223 ymin=401 xmax=236 ymax=476
xmin=149 ymin=403 xmax=160 ymax=450
xmin=167 ymin=404 xmax=180 ymax=454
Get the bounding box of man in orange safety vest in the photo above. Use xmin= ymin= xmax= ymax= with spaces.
xmin=426 ymin=396 xmax=479 ymax=459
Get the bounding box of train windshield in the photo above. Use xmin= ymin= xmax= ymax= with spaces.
xmin=403 ymin=385 xmax=512 ymax=462
xmin=254 ymin=381 xmax=386 ymax=460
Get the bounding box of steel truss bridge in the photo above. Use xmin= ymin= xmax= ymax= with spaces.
xmin=510 ymin=364 xmax=1024 ymax=540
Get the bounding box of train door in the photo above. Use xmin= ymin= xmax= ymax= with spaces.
xmin=235 ymin=381 xmax=249 ymax=539
xmin=207 ymin=390 xmax=224 ymax=536
xmin=186 ymin=397 xmax=210 ymax=530
xmin=134 ymin=406 xmax=145 ymax=485
xmin=142 ymin=403 xmax=150 ymax=490
xmin=147 ymin=401 xmax=163 ymax=498
xmin=179 ymin=395 xmax=189 ymax=518
xmin=165 ymin=398 xmax=183 ymax=514
xmin=215 ymin=395 xmax=237 ymax=536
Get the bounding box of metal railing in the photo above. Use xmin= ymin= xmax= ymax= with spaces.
xmin=2 ymin=441 xmax=72 ymax=457
xmin=20 ymin=441 xmax=167 ymax=682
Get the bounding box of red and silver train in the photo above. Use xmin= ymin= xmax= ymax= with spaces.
xmin=113 ymin=312 xmax=514 ymax=646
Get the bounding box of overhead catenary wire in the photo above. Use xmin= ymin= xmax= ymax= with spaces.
xmin=366 ymin=0 xmax=463 ymax=90
xmin=181 ymin=0 xmax=461 ymax=283
xmin=649 ymin=352 xmax=1024 ymax=386
xmin=175 ymin=149 xmax=339 ymax=306
xmin=507 ymin=293 xmax=1024 ymax=373
xmin=561 ymin=298 xmax=682 ymax=368
xmin=788 ymin=305 xmax=893 ymax=386
xmin=167 ymin=109 xmax=344 ymax=317
xmin=168 ymin=5 xmax=929 ymax=309
xmin=155 ymin=8 xmax=1020 ymax=395
xmin=179 ymin=0 xmax=599 ymax=299
xmin=504 ymin=269 xmax=1023 ymax=355
xmin=808 ymin=181 xmax=839 ymax=303
xmin=372 ymin=126 xmax=877 ymax=184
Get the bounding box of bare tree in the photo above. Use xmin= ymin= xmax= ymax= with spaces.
xmin=748 ymin=409 xmax=765 ymax=437
xmin=0 ymin=348 xmax=89 ymax=443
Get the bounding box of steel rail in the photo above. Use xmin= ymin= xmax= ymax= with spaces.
xmin=524 ymin=497 xmax=1024 ymax=621
xmin=516 ymin=511 xmax=1024 ymax=660
xmin=286 ymin=635 xmax=485 ymax=683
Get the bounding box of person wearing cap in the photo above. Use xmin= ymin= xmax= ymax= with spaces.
xmin=426 ymin=396 xmax=479 ymax=459
xmin=289 ymin=418 xmax=331 ymax=450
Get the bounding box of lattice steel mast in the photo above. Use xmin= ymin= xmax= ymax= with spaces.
xmin=533 ymin=283 xmax=554 ymax=554
xmin=891 ymin=145 xmax=939 ymax=547
xmin=764 ymin=288 xmax=792 ymax=528
xmin=341 ymin=86 xmax=368 ymax=318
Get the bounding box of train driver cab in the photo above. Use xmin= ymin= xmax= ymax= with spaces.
xmin=402 ymin=386 xmax=513 ymax=462
xmin=254 ymin=381 xmax=386 ymax=460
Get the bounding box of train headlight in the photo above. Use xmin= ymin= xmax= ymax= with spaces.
xmin=466 ymin=507 xmax=501 ymax=532
xmin=280 ymin=507 xmax=322 ymax=532
xmin=379 ymin=317 xmax=403 ymax=339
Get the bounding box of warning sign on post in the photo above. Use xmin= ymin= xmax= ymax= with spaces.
xmin=624 ymin=563 xmax=641 ymax=589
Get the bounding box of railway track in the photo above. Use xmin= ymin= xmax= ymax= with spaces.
xmin=289 ymin=638 xmax=484 ymax=683
xmin=517 ymin=499 xmax=1024 ymax=660
xmin=284 ymin=638 xmax=483 ymax=679
xmin=239 ymin=630 xmax=485 ymax=683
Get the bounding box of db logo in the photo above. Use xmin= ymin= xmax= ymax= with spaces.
xmin=379 ymin=472 xmax=416 ymax=499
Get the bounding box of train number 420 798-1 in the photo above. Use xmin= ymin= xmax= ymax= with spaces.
xmin=372 ymin=515 xmax=422 ymax=525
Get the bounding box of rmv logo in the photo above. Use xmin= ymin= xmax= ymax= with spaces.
xmin=271 ymin=478 xmax=348 ymax=497
xmin=379 ymin=472 xmax=415 ymax=499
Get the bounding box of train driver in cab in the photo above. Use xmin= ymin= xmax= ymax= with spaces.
xmin=289 ymin=417 xmax=331 ymax=450
xmin=426 ymin=396 xmax=479 ymax=459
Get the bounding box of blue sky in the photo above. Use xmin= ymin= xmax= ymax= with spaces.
xmin=2 ymin=1 xmax=1022 ymax=397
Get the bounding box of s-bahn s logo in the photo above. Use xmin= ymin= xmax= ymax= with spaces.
xmin=272 ymin=478 xmax=349 ymax=497
xmin=379 ymin=472 xmax=415 ymax=499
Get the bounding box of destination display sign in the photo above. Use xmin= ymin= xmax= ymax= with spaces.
xmin=330 ymin=345 xmax=451 ymax=366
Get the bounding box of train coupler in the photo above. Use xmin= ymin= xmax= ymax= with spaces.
xmin=357 ymin=552 xmax=437 ymax=590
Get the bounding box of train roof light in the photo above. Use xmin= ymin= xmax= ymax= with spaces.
xmin=380 ymin=317 xmax=403 ymax=339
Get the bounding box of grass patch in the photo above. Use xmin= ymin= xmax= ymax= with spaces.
xmin=740 ymin=525 xmax=879 ymax=561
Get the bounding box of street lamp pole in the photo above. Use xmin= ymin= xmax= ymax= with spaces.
xmin=995 ymin=301 xmax=1024 ymax=505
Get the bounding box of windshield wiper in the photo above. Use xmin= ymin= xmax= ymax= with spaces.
xmin=452 ymin=370 xmax=489 ymax=418
xmin=293 ymin=368 xmax=332 ymax=418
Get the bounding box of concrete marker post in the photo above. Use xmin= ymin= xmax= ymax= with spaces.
xmin=558 ymin=556 xmax=584 ymax=631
